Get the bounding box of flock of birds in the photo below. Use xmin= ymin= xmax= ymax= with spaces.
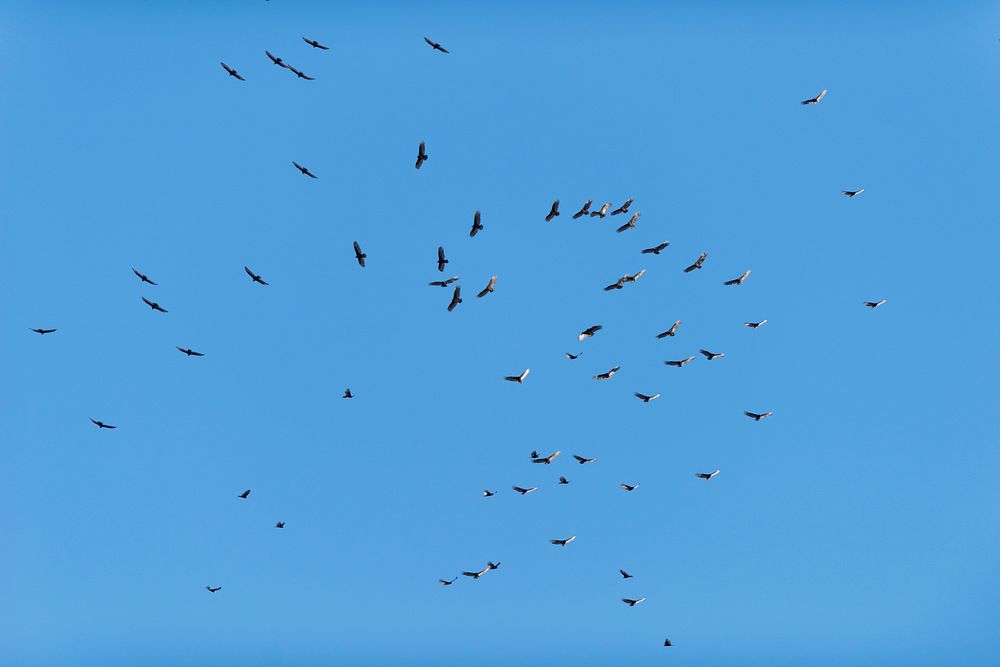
xmin=27 ymin=35 xmax=889 ymax=654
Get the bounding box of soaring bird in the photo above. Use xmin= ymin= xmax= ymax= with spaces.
xmin=579 ymin=325 xmax=603 ymax=341
xmin=551 ymin=535 xmax=576 ymax=547
xmin=265 ymin=50 xmax=288 ymax=68
xmin=415 ymin=141 xmax=428 ymax=169
xmin=292 ymin=161 xmax=317 ymax=178
xmin=132 ymin=267 xmax=157 ymax=285
xmin=353 ymin=241 xmax=367 ymax=267
xmin=700 ymin=349 xmax=725 ymax=361
xmin=429 ymin=276 xmax=459 ymax=287
xmin=664 ymin=639 xmax=673 ymax=647
xmin=745 ymin=320 xmax=768 ymax=328
xmin=744 ymin=411 xmax=773 ymax=421
xmin=532 ymin=451 xmax=561 ymax=464
xmin=482 ymin=489 xmax=496 ymax=497
xmin=545 ymin=200 xmax=560 ymax=222
xmin=558 ymin=476 xmax=570 ymax=485
xmin=634 ymin=392 xmax=660 ymax=403
xmin=620 ymin=482 xmax=639 ymax=492
xmin=275 ymin=521 xmax=285 ymax=528
xmin=342 ymin=388 xmax=353 ymax=399
xmin=565 ymin=352 xmax=581 ymax=360
xmin=684 ymin=252 xmax=707 ymax=272
xmin=439 ymin=578 xmax=457 ymax=586
xmin=622 ymin=597 xmax=646 ymax=606
xmin=31 ymin=328 xmax=57 ymax=335
xmin=604 ymin=276 xmax=628 ymax=291
xmin=616 ymin=211 xmax=640 ymax=233
xmin=470 ymin=210 xmax=484 ymax=237
xmin=590 ymin=203 xmax=610 ymax=219
xmin=238 ymin=489 xmax=251 ymax=499
xmin=512 ymin=485 xmax=538 ymax=495
xmin=624 ymin=269 xmax=646 ymax=283
xmin=572 ymin=200 xmax=592 ymax=219
xmin=664 ymin=356 xmax=695 ymax=367
xmin=573 ymin=455 xmax=597 ymax=464
xmin=142 ymin=297 xmax=168 ymax=312
xmin=696 ymin=469 xmax=720 ymax=480
xmin=801 ymin=89 xmax=828 ymax=105
xmin=244 ymin=266 xmax=269 ymax=285
xmin=842 ymin=188 xmax=865 ymax=197
xmin=656 ymin=321 xmax=681 ymax=338
xmin=504 ymin=368 xmax=530 ymax=384
xmin=302 ymin=37 xmax=330 ymax=49
xmin=220 ymin=62 xmax=245 ymax=81
xmin=206 ymin=586 xmax=222 ymax=593
xmin=287 ymin=65 xmax=315 ymax=80
xmin=642 ymin=241 xmax=670 ymax=255
xmin=612 ymin=198 xmax=634 ymax=215
xmin=593 ymin=366 xmax=620 ymax=380
xmin=436 ymin=246 xmax=448 ymax=272
xmin=424 ymin=36 xmax=449 ymax=53
xmin=620 ymin=569 xmax=634 ymax=579
xmin=724 ymin=270 xmax=751 ymax=286
xmin=447 ymin=286 xmax=462 ymax=312
xmin=90 ymin=418 xmax=116 ymax=429
xmin=176 ymin=347 xmax=204 ymax=357
xmin=462 ymin=562 xmax=500 ymax=579
xmin=477 ymin=275 xmax=497 ymax=298
xmin=864 ymin=299 xmax=887 ymax=308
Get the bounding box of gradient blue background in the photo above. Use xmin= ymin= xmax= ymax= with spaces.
xmin=2 ymin=1 xmax=999 ymax=665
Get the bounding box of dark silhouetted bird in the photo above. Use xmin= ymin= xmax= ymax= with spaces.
xmin=436 ymin=246 xmax=448 ymax=272
xmin=590 ymin=203 xmax=610 ymax=218
xmin=842 ymin=188 xmax=864 ymax=197
xmin=624 ymin=269 xmax=645 ymax=283
xmin=238 ymin=489 xmax=250 ymax=499
xmin=634 ymin=392 xmax=660 ymax=403
xmin=447 ymin=286 xmax=462 ymax=312
xmin=353 ymin=241 xmax=366 ymax=267
xmin=220 ymin=62 xmax=245 ymax=80
xmin=439 ymin=578 xmax=457 ymax=585
xmin=696 ymin=469 xmax=720 ymax=480
xmin=482 ymin=489 xmax=496 ymax=497
xmin=512 ymin=485 xmax=538 ymax=495
xmin=864 ymin=299 xmax=887 ymax=308
xmin=744 ymin=411 xmax=773 ymax=421
xmin=429 ymin=276 xmax=459 ymax=287
xmin=642 ymin=241 xmax=670 ymax=255
xmin=462 ymin=562 xmax=500 ymax=579
xmin=292 ymin=161 xmax=317 ymax=178
xmin=415 ymin=141 xmax=428 ymax=169
xmin=551 ymin=535 xmax=576 ymax=546
xmin=132 ymin=268 xmax=157 ymax=285
xmin=684 ymin=252 xmax=708 ymax=272
xmin=801 ymin=89 xmax=828 ymax=105
xmin=604 ymin=276 xmax=628 ymax=291
xmin=657 ymin=321 xmax=681 ymax=338
xmin=470 ymin=210 xmax=484 ymax=237
xmin=142 ymin=297 xmax=167 ymax=313
xmin=572 ymin=200 xmax=592 ymax=218
xmin=664 ymin=356 xmax=695 ymax=367
xmin=622 ymin=597 xmax=646 ymax=606
xmin=593 ymin=366 xmax=620 ymax=380
xmin=612 ymin=198 xmax=633 ymax=215
xmin=206 ymin=586 xmax=222 ymax=593
xmin=265 ymin=50 xmax=288 ymax=68
xmin=90 ymin=418 xmax=116 ymax=429
xmin=573 ymin=455 xmax=597 ymax=464
xmin=724 ymin=270 xmax=751 ymax=286
xmin=176 ymin=347 xmax=204 ymax=357
xmin=343 ymin=389 xmax=353 ymax=399
xmin=700 ymin=349 xmax=725 ymax=361
xmin=579 ymin=325 xmax=603 ymax=341
xmin=558 ymin=476 xmax=569 ymax=485
xmin=532 ymin=451 xmax=560 ymax=464
xmin=664 ymin=639 xmax=673 ymax=647
xmin=477 ymin=275 xmax=497 ymax=298
xmin=31 ymin=328 xmax=57 ymax=335
xmin=620 ymin=569 xmax=634 ymax=579
xmin=275 ymin=521 xmax=285 ymax=528
xmin=244 ymin=266 xmax=269 ymax=285
xmin=565 ymin=352 xmax=581 ymax=360
xmin=504 ymin=368 xmax=530 ymax=384
xmin=616 ymin=211 xmax=640 ymax=233
xmin=620 ymin=482 xmax=639 ymax=492
xmin=287 ymin=65 xmax=315 ymax=80
xmin=745 ymin=320 xmax=768 ymax=328
xmin=302 ymin=37 xmax=330 ymax=49
xmin=424 ymin=37 xmax=449 ymax=53
xmin=545 ymin=200 xmax=560 ymax=222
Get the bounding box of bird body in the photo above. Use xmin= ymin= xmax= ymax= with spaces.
xmin=744 ymin=411 xmax=773 ymax=421
xmin=724 ymin=270 xmax=752 ymax=286
xmin=696 ymin=469 xmax=720 ymax=480
xmin=447 ymin=286 xmax=462 ymax=312
xmin=573 ymin=200 xmax=592 ymax=218
xmin=641 ymin=241 xmax=670 ymax=255
xmin=545 ymin=200 xmax=560 ymax=221
xmin=176 ymin=347 xmax=204 ymax=357
xmin=578 ymin=325 xmax=603 ymax=341
xmin=416 ymin=141 xmax=428 ymax=169
xmin=634 ymin=392 xmax=660 ymax=403
xmin=593 ymin=366 xmax=621 ymax=380
xmin=802 ymin=88 xmax=828 ymax=104
xmin=532 ymin=451 xmax=561 ymax=464
xmin=504 ymin=368 xmax=530 ymax=384
xmin=620 ymin=569 xmax=633 ymax=579
xmin=470 ymin=210 xmax=484 ymax=237
xmin=684 ymin=252 xmax=708 ymax=272
xmin=656 ymin=320 xmax=681 ymax=338
xmin=353 ymin=241 xmax=367 ymax=267
xmin=275 ymin=521 xmax=285 ymax=528
xmin=477 ymin=275 xmax=497 ymax=298
xmin=864 ymin=299 xmax=887 ymax=308
xmin=551 ymin=535 xmax=576 ymax=547
xmin=343 ymin=389 xmax=353 ymax=399
xmin=622 ymin=597 xmax=646 ymax=606
xmin=437 ymin=246 xmax=448 ymax=272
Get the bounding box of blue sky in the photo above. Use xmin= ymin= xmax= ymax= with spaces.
xmin=2 ymin=1 xmax=999 ymax=665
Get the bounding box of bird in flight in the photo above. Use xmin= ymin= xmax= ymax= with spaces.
xmin=532 ymin=451 xmax=561 ymax=465
xmin=206 ymin=586 xmax=222 ymax=593
xmin=275 ymin=521 xmax=285 ymax=528
xmin=462 ymin=562 xmax=500 ymax=579
xmin=512 ymin=485 xmax=538 ymax=495
xmin=620 ymin=569 xmax=634 ymax=579
xmin=642 ymin=241 xmax=670 ymax=255
xmin=353 ymin=241 xmax=367 ymax=268
xmin=482 ymin=489 xmax=496 ymax=497
xmin=287 ymin=65 xmax=315 ymax=80
xmin=573 ymin=455 xmax=597 ymax=465
xmin=470 ymin=210 xmax=484 ymax=237
xmin=31 ymin=328 xmax=57 ymax=335
xmin=684 ymin=252 xmax=708 ymax=272
xmin=176 ymin=347 xmax=204 ymax=357
xmin=744 ymin=411 xmax=773 ymax=421
xmin=436 ymin=246 xmax=448 ymax=272
xmin=142 ymin=297 xmax=168 ymax=313
xmin=593 ymin=366 xmax=621 ymax=380
xmin=573 ymin=200 xmax=592 ymax=218
xmin=724 ymin=270 xmax=752 ymax=286
xmin=302 ymin=37 xmax=330 ymax=50
xmin=545 ymin=200 xmax=560 ymax=222
xmin=616 ymin=211 xmax=640 ymax=233
xmin=634 ymin=392 xmax=660 ymax=403
xmin=565 ymin=352 xmax=581 ymax=360
xmin=745 ymin=320 xmax=768 ymax=328
xmin=842 ymin=188 xmax=865 ymax=197
xmin=90 ymin=418 xmax=116 ymax=429
xmin=700 ymin=349 xmax=725 ymax=361
xmin=220 ymin=62 xmax=245 ymax=81
xmin=604 ymin=275 xmax=628 ymax=291
xmin=801 ymin=88 xmax=828 ymax=105
xmin=612 ymin=198 xmax=634 ymax=216
xmin=657 ymin=321 xmax=681 ymax=338
xmin=664 ymin=639 xmax=673 ymax=647
xmin=477 ymin=275 xmax=497 ymax=298
xmin=447 ymin=286 xmax=462 ymax=312
xmin=415 ymin=141 xmax=428 ymax=169
xmin=265 ymin=50 xmax=288 ymax=68
xmin=343 ymin=388 xmax=353 ymax=399
xmin=622 ymin=597 xmax=646 ymax=606
xmin=620 ymin=482 xmax=639 ymax=492
xmin=429 ymin=276 xmax=459 ymax=288
xmin=551 ymin=535 xmax=576 ymax=547
xmin=244 ymin=266 xmax=269 ymax=285
xmin=558 ymin=476 xmax=570 ymax=485
xmin=590 ymin=203 xmax=610 ymax=219
xmin=237 ymin=489 xmax=251 ymax=499
xmin=439 ymin=577 xmax=457 ymax=586
xmin=579 ymin=325 xmax=603 ymax=341
xmin=504 ymin=368 xmax=530 ymax=384
xmin=624 ymin=269 xmax=645 ymax=283
xmin=664 ymin=356 xmax=695 ymax=367
xmin=292 ymin=161 xmax=317 ymax=178
xmin=424 ymin=36 xmax=449 ymax=53
xmin=864 ymin=299 xmax=887 ymax=308
xmin=696 ymin=469 xmax=720 ymax=480
xmin=132 ymin=268 xmax=157 ymax=285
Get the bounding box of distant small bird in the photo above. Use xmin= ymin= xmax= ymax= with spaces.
xmin=622 ymin=597 xmax=646 ymax=606
xmin=238 ymin=489 xmax=250 ymax=499
xmin=415 ymin=141 xmax=428 ymax=169
xmin=343 ymin=388 xmax=353 ymax=399
xmin=424 ymin=36 xmax=449 ymax=53
xmin=504 ymin=368 xmax=530 ymax=384
xmin=565 ymin=352 xmax=581 ymax=360
xmin=616 ymin=211 xmax=640 ymax=233
xmin=620 ymin=482 xmax=639 ymax=492
xmin=429 ymin=276 xmax=459 ymax=288
xmin=265 ymin=50 xmax=288 ymax=68
xmin=745 ymin=320 xmax=768 ymax=328
xmin=664 ymin=639 xmax=673 ymax=647
xmin=801 ymin=89 xmax=828 ymax=105
xmin=447 ymin=286 xmax=462 ymax=312
xmin=220 ymin=62 xmax=245 ymax=81
xmin=142 ymin=297 xmax=168 ymax=313
xmin=206 ymin=586 xmax=222 ymax=593
xmin=724 ymin=270 xmax=752 ymax=286
xmin=31 ymin=328 xmax=57 ymax=335
xmin=864 ymin=299 xmax=887 ymax=308
xmin=664 ymin=356 xmax=695 ymax=367
xmin=684 ymin=252 xmax=708 ymax=272
xmin=641 ymin=241 xmax=670 ymax=255
xmin=439 ymin=577 xmax=457 ymax=586
xmin=579 ymin=325 xmax=603 ymax=341
xmin=593 ymin=366 xmax=620 ymax=380
xmin=470 ymin=210 xmax=484 ymax=237
xmin=532 ymin=451 xmax=561 ymax=465
xmin=624 ymin=269 xmax=645 ymax=283
xmin=558 ymin=476 xmax=569 ymax=485
xmin=477 ymin=275 xmax=497 ymax=298
xmin=744 ymin=411 xmax=773 ymax=421
xmin=590 ymin=203 xmax=610 ymax=219
xmin=353 ymin=242 xmax=367 ymax=267
xmin=528 ymin=450 xmax=539 ymax=459
xmin=551 ymin=535 xmax=576 ymax=547
xmin=132 ymin=268 xmax=157 ymax=285
xmin=176 ymin=347 xmax=204 ymax=357
xmin=462 ymin=562 xmax=500 ymax=579
xmin=572 ymin=200 xmax=592 ymax=218
xmin=437 ymin=246 xmax=448 ymax=272
xmin=302 ymin=37 xmax=330 ymax=50
xmin=700 ymin=349 xmax=725 ymax=361
xmin=657 ymin=321 xmax=681 ymax=338
xmin=292 ymin=161 xmax=317 ymax=178
xmin=696 ymin=469 xmax=720 ymax=480
xmin=612 ymin=198 xmax=633 ymax=215
xmin=244 ymin=266 xmax=269 ymax=285
xmin=90 ymin=418 xmax=116 ymax=429
xmin=275 ymin=521 xmax=285 ymax=528
xmin=842 ymin=188 xmax=865 ymax=197
xmin=482 ymin=489 xmax=496 ymax=497
xmin=634 ymin=392 xmax=660 ymax=403
xmin=573 ymin=455 xmax=597 ymax=464
xmin=620 ymin=569 xmax=633 ymax=579
xmin=287 ymin=65 xmax=315 ymax=80
xmin=512 ymin=485 xmax=538 ymax=495
xmin=604 ymin=276 xmax=628 ymax=291
xmin=545 ymin=200 xmax=560 ymax=222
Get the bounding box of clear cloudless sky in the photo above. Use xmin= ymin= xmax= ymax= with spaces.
xmin=2 ymin=1 xmax=999 ymax=665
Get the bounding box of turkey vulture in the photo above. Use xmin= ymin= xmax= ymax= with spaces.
xmin=132 ymin=267 xmax=157 ymax=285
xmin=447 ymin=286 xmax=462 ymax=312
xmin=462 ymin=562 xmax=500 ymax=579
xmin=415 ymin=141 xmax=428 ymax=169
xmin=572 ymin=200 xmax=592 ymax=218
xmin=302 ymin=37 xmax=330 ymax=50
xmin=470 ymin=210 xmax=484 ymax=237
xmin=482 ymin=489 xmax=496 ymax=497
xmin=620 ymin=482 xmax=639 ymax=492
xmin=590 ymin=203 xmax=610 ymax=218
xmin=620 ymin=569 xmax=633 ymax=579
xmin=176 ymin=347 xmax=204 ymax=357
xmin=664 ymin=356 xmax=695 ymax=367
xmin=842 ymin=188 xmax=865 ymax=197
xmin=504 ymin=368 xmax=530 ymax=384
xmin=220 ymin=62 xmax=245 ymax=81
xmin=579 ymin=325 xmax=603 ymax=341
xmin=864 ymin=299 xmax=887 ymax=308
xmin=801 ymin=89 xmax=828 ymax=105
xmin=611 ymin=198 xmax=633 ymax=215
xmin=439 ymin=578 xmax=457 ymax=586
xmin=724 ymin=270 xmax=751 ymax=286
xmin=615 ymin=211 xmax=640 ymax=233
xmin=642 ymin=242 xmax=670 ymax=255
xmin=622 ymin=597 xmax=646 ymax=606
xmin=745 ymin=320 xmax=768 ymax=328
xmin=424 ymin=37 xmax=449 ymax=53
xmin=512 ymin=485 xmax=538 ymax=495
xmin=634 ymin=392 xmax=660 ymax=403
xmin=343 ymin=389 xmax=353 ymax=399
xmin=565 ymin=352 xmax=581 ymax=360
xmin=558 ymin=476 xmax=569 ymax=485
xmin=31 ymin=328 xmax=57 ymax=335
xmin=477 ymin=275 xmax=497 ymax=298
xmin=353 ymin=242 xmax=366 ymax=267
xmin=142 ymin=297 xmax=168 ymax=312
xmin=573 ymin=455 xmax=597 ymax=464
xmin=265 ymin=50 xmax=287 ymax=68
xmin=287 ymin=65 xmax=315 ymax=80
xmin=700 ymin=349 xmax=725 ymax=361
xmin=238 ymin=489 xmax=250 ymax=499
xmin=545 ymin=200 xmax=560 ymax=222
xmin=429 ymin=276 xmax=459 ymax=287
xmin=551 ymin=535 xmax=576 ymax=547
xmin=684 ymin=252 xmax=707 ymax=272
xmin=244 ymin=266 xmax=269 ymax=285
xmin=593 ymin=366 xmax=620 ymax=380
xmin=275 ymin=521 xmax=285 ymax=528
xmin=664 ymin=639 xmax=673 ymax=647
xmin=436 ymin=246 xmax=448 ymax=272
xmin=604 ymin=276 xmax=628 ymax=291
xmin=90 ymin=418 xmax=116 ymax=429
xmin=529 ymin=450 xmax=539 ymax=459
xmin=624 ymin=269 xmax=645 ymax=283
xmin=695 ymin=469 xmax=720 ymax=480
xmin=206 ymin=586 xmax=222 ymax=593
xmin=292 ymin=161 xmax=317 ymax=178
xmin=744 ymin=411 xmax=773 ymax=421
xmin=656 ymin=321 xmax=681 ymax=338
xmin=532 ymin=451 xmax=561 ymax=464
